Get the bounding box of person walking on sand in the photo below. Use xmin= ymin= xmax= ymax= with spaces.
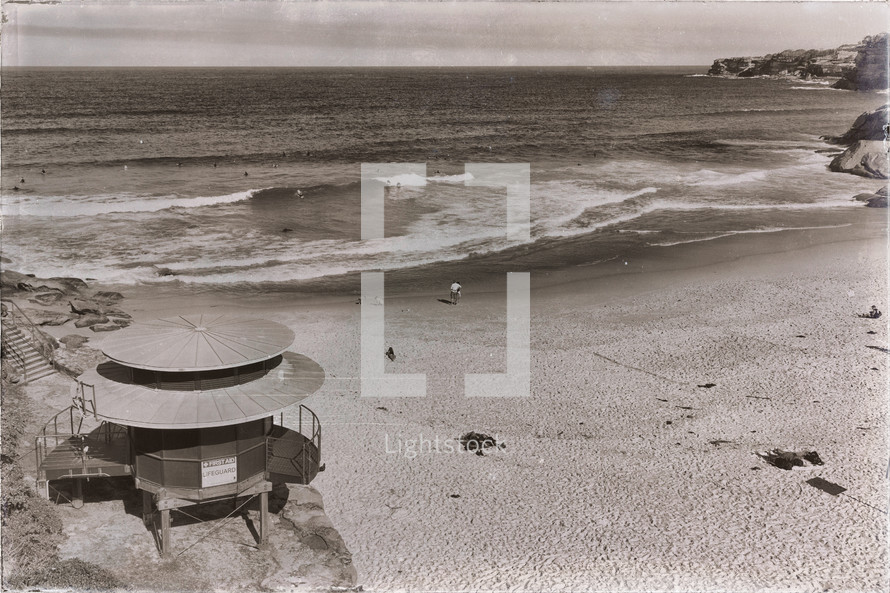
xmin=450 ymin=280 xmax=462 ymax=305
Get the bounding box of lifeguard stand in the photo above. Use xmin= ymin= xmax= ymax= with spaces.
xmin=36 ymin=314 xmax=325 ymax=556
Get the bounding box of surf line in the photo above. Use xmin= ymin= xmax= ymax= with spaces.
xmin=588 ymin=351 xmax=683 ymax=385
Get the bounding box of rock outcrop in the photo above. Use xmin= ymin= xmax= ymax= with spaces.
xmin=829 ymin=140 xmax=888 ymax=179
xmin=708 ymin=33 xmax=887 ymax=89
xmin=823 ymin=104 xmax=888 ymax=145
xmin=1 ymin=270 xmax=131 ymax=331
xmin=853 ymin=185 xmax=889 ymax=208
xmin=258 ymin=484 xmax=358 ymax=591
xmin=832 ymin=33 xmax=889 ymax=91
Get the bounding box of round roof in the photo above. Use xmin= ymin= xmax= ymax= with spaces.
xmin=78 ymin=352 xmax=325 ymax=429
xmin=100 ymin=314 xmax=296 ymax=372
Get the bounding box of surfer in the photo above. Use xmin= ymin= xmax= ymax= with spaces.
xmin=297 ymin=189 xmax=304 ymax=199
xmin=41 ymin=169 xmax=46 ymax=174
xmin=244 ymin=172 xmax=249 ymax=177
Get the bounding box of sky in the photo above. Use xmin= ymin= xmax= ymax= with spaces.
xmin=1 ymin=1 xmax=887 ymax=67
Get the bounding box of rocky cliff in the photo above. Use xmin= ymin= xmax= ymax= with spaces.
xmin=708 ymin=33 xmax=887 ymax=90
xmin=832 ymin=33 xmax=889 ymax=91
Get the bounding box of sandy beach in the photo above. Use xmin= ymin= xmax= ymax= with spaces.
xmin=28 ymin=217 xmax=885 ymax=592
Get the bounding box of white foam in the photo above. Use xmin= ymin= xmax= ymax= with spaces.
xmin=687 ymin=169 xmax=768 ymax=187
xmin=374 ymin=173 xmax=428 ymax=187
xmin=430 ymin=172 xmax=475 ymax=183
xmin=647 ymin=224 xmax=853 ymax=247
xmin=1 ymin=189 xmax=260 ymax=217
xmin=374 ymin=172 xmax=476 ymax=187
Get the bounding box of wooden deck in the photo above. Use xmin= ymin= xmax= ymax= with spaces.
xmin=40 ymin=430 xmax=132 ymax=482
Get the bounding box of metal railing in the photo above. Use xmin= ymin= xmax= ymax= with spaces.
xmin=35 ymin=405 xmax=84 ymax=474
xmin=77 ymin=381 xmax=98 ymax=419
xmin=35 ymin=403 xmax=126 ymax=478
xmin=1 ymin=321 xmax=29 ymax=382
xmin=1 ymin=298 xmax=57 ymax=367
xmin=266 ymin=405 xmax=322 ymax=484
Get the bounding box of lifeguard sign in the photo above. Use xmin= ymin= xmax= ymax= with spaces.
xmin=360 ymin=163 xmax=531 ymax=398
xmin=201 ymin=456 xmax=237 ymax=487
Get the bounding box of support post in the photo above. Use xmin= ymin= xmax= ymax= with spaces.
xmin=160 ymin=508 xmax=171 ymax=557
xmin=259 ymin=490 xmax=269 ymax=547
xmin=72 ymin=478 xmax=84 ymax=509
xmin=142 ymin=491 xmax=153 ymax=527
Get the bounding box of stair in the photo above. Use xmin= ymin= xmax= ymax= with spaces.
xmin=2 ymin=322 xmax=56 ymax=383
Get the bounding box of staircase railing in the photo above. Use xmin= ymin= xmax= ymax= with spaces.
xmin=1 ymin=322 xmax=29 ymax=382
xmin=1 ymin=298 xmax=58 ymax=371
xmin=35 ymin=405 xmax=84 ymax=478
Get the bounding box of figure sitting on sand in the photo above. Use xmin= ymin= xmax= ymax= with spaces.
xmin=859 ymin=305 xmax=882 ymax=319
xmin=450 ymin=280 xmax=462 ymax=305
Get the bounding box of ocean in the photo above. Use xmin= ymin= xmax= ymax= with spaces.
xmin=2 ymin=67 xmax=885 ymax=296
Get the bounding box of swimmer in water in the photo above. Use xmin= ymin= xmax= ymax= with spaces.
xmin=297 ymin=190 xmax=304 ymax=199
xmin=41 ymin=169 xmax=46 ymax=174
xmin=244 ymin=172 xmax=249 ymax=177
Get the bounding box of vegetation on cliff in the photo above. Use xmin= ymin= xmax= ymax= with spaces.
xmin=1 ymin=373 xmax=121 ymax=590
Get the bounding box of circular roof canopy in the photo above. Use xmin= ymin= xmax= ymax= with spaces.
xmin=100 ymin=314 xmax=296 ymax=372
xmin=78 ymin=352 xmax=325 ymax=429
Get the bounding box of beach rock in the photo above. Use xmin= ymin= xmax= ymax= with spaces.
xmin=90 ymin=322 xmax=124 ymax=332
xmin=0 ymin=270 xmax=36 ymax=293
xmin=829 ymin=140 xmax=888 ymax=179
xmin=59 ymin=335 xmax=90 ymax=350
xmin=20 ymin=308 xmax=73 ymax=326
xmin=53 ymin=345 xmax=107 ymax=377
xmin=28 ymin=291 xmax=66 ymax=306
xmin=74 ymin=314 xmax=109 ymax=328
xmin=92 ymin=291 xmax=124 ymax=306
xmin=103 ymin=308 xmax=132 ymax=319
xmin=259 ymin=485 xmax=358 ymax=592
xmin=42 ymin=277 xmax=88 ymax=294
xmin=69 ymin=300 xmax=104 ymax=315
xmin=823 ymin=104 xmax=889 ymax=145
xmin=831 ymin=33 xmax=889 ymax=91
xmin=866 ymin=194 xmax=888 ymax=208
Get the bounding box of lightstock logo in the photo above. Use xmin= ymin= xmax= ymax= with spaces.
xmin=360 ymin=163 xmax=530 ymax=398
